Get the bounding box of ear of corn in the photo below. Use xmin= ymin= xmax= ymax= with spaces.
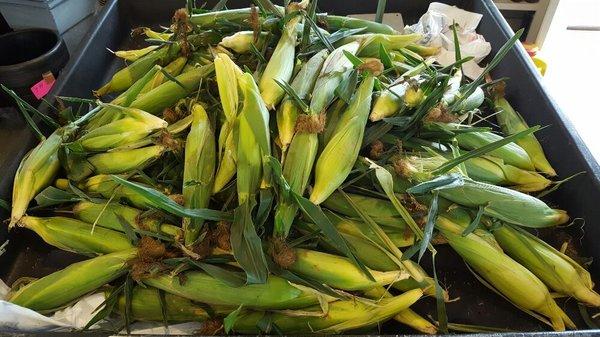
xmin=237 ymin=72 xmax=271 ymax=203
xmin=322 ymin=191 xmax=408 ymax=229
xmin=10 ymin=129 xmax=63 ymax=228
xmin=495 ymin=96 xmax=556 ymax=176
xmin=71 ymin=107 xmax=167 ymax=151
xmin=8 ymin=248 xmax=137 ymax=312
xmin=464 ymin=155 xmax=551 ymax=192
xmin=115 ymin=286 xmax=216 ymax=322
xmin=219 ymin=31 xmax=268 ymax=54
xmin=363 ymin=287 xmax=437 ymax=334
xmin=182 ymin=104 xmax=216 ymax=246
xmin=138 ymin=56 xmax=188 ymax=95
xmin=72 ymin=200 xmax=182 ymax=238
xmin=96 ymin=45 xmax=180 ymax=96
xmin=213 ymin=53 xmax=243 ymax=193
xmin=85 ymin=65 xmax=163 ymax=131
xmin=233 ymin=289 xmax=422 ymax=334
xmin=310 ymin=42 xmax=360 ymax=114
xmin=338 ymin=33 xmax=422 ymax=57
xmin=277 ymin=49 xmax=328 ymax=152
xmin=399 ymin=155 xmax=568 ymax=228
xmin=88 ymin=144 xmax=167 ymax=175
xmin=310 ymin=75 xmax=374 ymax=204
xmin=82 ymin=175 xmax=156 ymax=209
xmin=289 ymin=248 xmax=408 ymax=291
xmin=492 ymin=224 xmax=600 ymax=306
xmin=145 ymin=272 xmax=321 ymax=309
xmin=260 ymin=11 xmax=303 ymax=109
xmin=130 ymin=63 xmax=215 ymax=114
xmin=455 ymin=131 xmax=534 ymax=170
xmin=19 ymin=216 xmax=133 ymax=255
xmin=436 ymin=214 xmax=574 ymax=331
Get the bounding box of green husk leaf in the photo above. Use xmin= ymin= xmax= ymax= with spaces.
xmin=231 ymin=200 xmax=269 ymax=284
xmin=335 ymin=69 xmax=358 ymax=104
xmin=419 ymin=191 xmax=438 ymax=261
xmin=462 ymin=205 xmax=485 ymax=236
xmin=34 ymin=186 xmax=81 ymax=207
xmin=111 ymin=175 xmax=232 ymax=221
xmin=375 ymin=0 xmax=387 ymax=23
xmin=190 ymin=260 xmax=247 ymax=287
xmin=225 ymin=305 xmax=244 ymax=333
xmin=274 ymin=79 xmax=310 ymax=113
xmin=343 ymin=50 xmax=363 ymax=67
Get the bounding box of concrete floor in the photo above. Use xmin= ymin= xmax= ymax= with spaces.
xmin=539 ymin=0 xmax=600 ymax=160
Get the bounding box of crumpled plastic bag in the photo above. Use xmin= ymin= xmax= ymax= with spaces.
xmin=406 ymin=2 xmax=492 ymax=79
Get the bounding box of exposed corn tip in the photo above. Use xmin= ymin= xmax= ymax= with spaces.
xmin=19 ymin=215 xmax=133 ymax=255
xmin=233 ymin=289 xmax=423 ymax=334
xmin=219 ymin=31 xmax=268 ymax=54
xmin=10 ymin=129 xmax=63 ymax=228
xmin=259 ymin=8 xmax=304 ymax=109
xmin=493 ymin=224 xmax=600 ymax=307
xmin=310 ymin=75 xmax=374 ymax=204
xmin=8 ymin=249 xmax=137 ymax=312
xmin=436 ymin=214 xmax=575 ymax=331
xmin=182 ymin=104 xmax=216 ymax=245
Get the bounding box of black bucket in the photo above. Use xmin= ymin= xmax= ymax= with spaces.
xmin=0 ymin=28 xmax=69 ymax=107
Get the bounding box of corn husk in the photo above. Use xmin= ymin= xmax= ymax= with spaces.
xmin=72 ymin=200 xmax=182 ymax=238
xmin=182 ymin=104 xmax=216 ymax=245
xmin=145 ymin=272 xmax=322 ymax=309
xmin=232 ymin=289 xmax=422 ymax=333
xmin=115 ymin=286 xmax=219 ymax=322
xmin=289 ymin=248 xmax=408 ymax=291
xmin=436 ymin=213 xmax=574 ymax=331
xmin=88 ymin=144 xmax=167 ymax=175
xmin=95 ymin=45 xmax=180 ymax=96
xmin=322 ymin=191 xmax=408 ymax=229
xmin=493 ymin=224 xmax=600 ymax=306
xmin=19 ymin=216 xmax=133 ymax=255
xmin=310 ymin=75 xmax=374 ymax=204
xmin=464 ymin=155 xmax=551 ymax=192
xmin=260 ymin=11 xmax=303 ymax=109
xmin=324 ymin=15 xmax=398 ymax=34
xmin=130 ymin=63 xmax=215 ymax=114
xmin=8 ymin=249 xmax=137 ymax=312
xmin=9 ymin=129 xmax=64 ymax=228
xmin=309 ymin=42 xmax=360 ymax=114
xmin=213 ymin=53 xmax=243 ymax=193
xmin=138 ymin=56 xmax=188 ymax=95
xmin=82 ymin=174 xmax=155 ymax=209
xmin=398 ymin=155 xmax=568 ymax=228
xmin=495 ymin=96 xmax=556 ymax=176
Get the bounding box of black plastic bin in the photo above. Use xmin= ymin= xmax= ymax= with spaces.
xmin=1 ymin=0 xmax=600 ymax=336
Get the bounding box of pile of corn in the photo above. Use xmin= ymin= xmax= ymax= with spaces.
xmin=3 ymin=2 xmax=599 ymax=334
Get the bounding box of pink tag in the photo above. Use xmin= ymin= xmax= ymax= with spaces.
xmin=31 ymin=76 xmax=56 ymax=100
